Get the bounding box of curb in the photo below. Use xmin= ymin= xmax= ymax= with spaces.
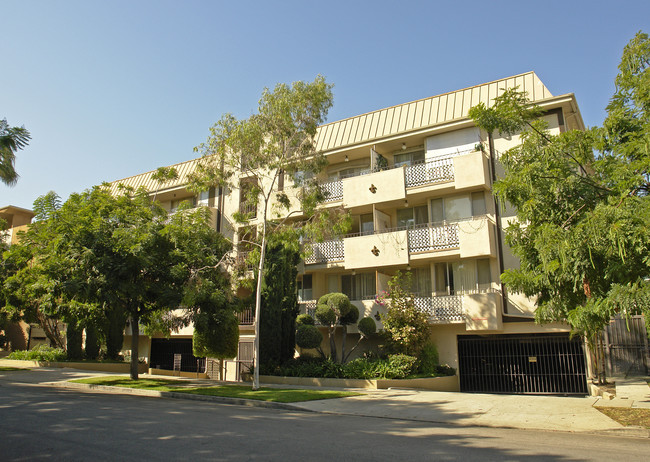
xmin=50 ymin=381 xmax=312 ymax=412
xmin=42 ymin=381 xmax=650 ymax=438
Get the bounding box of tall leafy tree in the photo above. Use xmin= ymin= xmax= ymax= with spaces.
xmin=0 ymin=118 xmax=30 ymax=186
xmin=188 ymin=76 xmax=343 ymax=389
xmin=469 ymin=32 xmax=650 ymax=383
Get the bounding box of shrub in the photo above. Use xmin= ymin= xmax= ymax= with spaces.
xmin=343 ymin=357 xmax=377 ymax=379
xmin=295 ymin=314 xmax=315 ymax=327
xmin=436 ymin=364 xmax=456 ymax=376
xmin=357 ymin=317 xmax=377 ymax=337
xmin=385 ymin=354 xmax=418 ymax=379
xmin=417 ymin=342 xmax=439 ymax=375
xmin=7 ymin=345 xmax=66 ymax=362
xmin=295 ymin=325 xmax=323 ymax=350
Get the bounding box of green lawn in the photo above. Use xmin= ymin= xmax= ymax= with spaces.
xmin=70 ymin=376 xmax=362 ymax=403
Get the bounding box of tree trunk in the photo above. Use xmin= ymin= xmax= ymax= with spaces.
xmin=130 ymin=313 xmax=140 ymax=380
xmin=340 ymin=326 xmax=347 ymax=363
xmin=252 ymin=225 xmax=267 ymax=391
xmin=329 ymin=325 xmax=337 ymax=362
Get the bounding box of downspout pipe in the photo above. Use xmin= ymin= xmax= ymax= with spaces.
xmin=487 ymin=133 xmax=509 ymax=315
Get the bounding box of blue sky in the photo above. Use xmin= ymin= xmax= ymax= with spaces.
xmin=2 ymin=0 xmax=649 ymax=209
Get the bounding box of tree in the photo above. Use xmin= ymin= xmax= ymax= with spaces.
xmin=314 ymin=292 xmax=376 ymax=363
xmin=258 ymin=237 xmax=300 ymax=367
xmin=468 ymin=32 xmax=650 ymax=383
xmin=380 ymin=272 xmax=430 ymax=356
xmin=1 ymin=185 xmax=235 ymax=379
xmin=0 ymin=118 xmax=30 ymax=186
xmin=188 ymin=76 xmax=337 ymax=389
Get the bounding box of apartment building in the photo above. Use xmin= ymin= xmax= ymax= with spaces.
xmin=0 ymin=205 xmax=40 ymax=351
xmin=115 ymin=72 xmax=590 ymax=393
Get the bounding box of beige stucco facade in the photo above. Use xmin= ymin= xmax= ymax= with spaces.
xmin=109 ymin=72 xmax=587 ymax=387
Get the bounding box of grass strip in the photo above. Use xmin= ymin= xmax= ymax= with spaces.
xmin=597 ymin=407 xmax=650 ymax=429
xmin=0 ymin=366 xmax=29 ymax=371
xmin=70 ymin=376 xmax=361 ymax=403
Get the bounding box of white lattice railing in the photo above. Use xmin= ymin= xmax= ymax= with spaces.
xmin=405 ymin=156 xmax=455 ymax=187
xmin=413 ymin=295 xmax=464 ymax=322
xmin=304 ymin=239 xmax=344 ymax=264
xmin=408 ymin=222 xmax=460 ymax=253
xmin=299 ymin=300 xmax=318 ymax=320
xmin=320 ymin=179 xmax=343 ymax=202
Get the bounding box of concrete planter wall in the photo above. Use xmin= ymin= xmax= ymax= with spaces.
xmin=149 ymin=367 xmax=208 ymax=379
xmin=259 ymin=374 xmax=459 ymax=391
xmin=1 ymin=359 xmax=148 ymax=374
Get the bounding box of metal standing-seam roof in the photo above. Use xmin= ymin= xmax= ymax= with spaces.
xmin=314 ymin=71 xmax=552 ymax=152
xmin=111 ymin=72 xmax=553 ymax=192
xmin=109 ymin=157 xmax=202 ymax=194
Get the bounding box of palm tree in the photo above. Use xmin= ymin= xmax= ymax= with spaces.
xmin=0 ymin=118 xmax=31 ymax=186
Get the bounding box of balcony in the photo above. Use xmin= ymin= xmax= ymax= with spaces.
xmin=299 ymin=300 xmax=318 ymax=319
xmin=304 ymin=217 xmax=493 ymax=267
xmin=404 ymin=156 xmax=455 ymax=187
xmin=237 ymin=308 xmax=255 ymax=325
xmin=413 ymin=295 xmax=464 ymax=323
xmin=304 ymin=239 xmax=344 ymax=265
xmin=318 ymin=151 xmax=476 ymax=209
xmin=407 ymin=222 xmax=459 ymax=253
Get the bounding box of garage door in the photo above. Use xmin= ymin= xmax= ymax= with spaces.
xmin=150 ymin=338 xmax=205 ymax=373
xmin=458 ymin=334 xmax=588 ymax=395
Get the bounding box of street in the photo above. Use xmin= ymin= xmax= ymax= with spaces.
xmin=0 ymin=374 xmax=648 ymax=461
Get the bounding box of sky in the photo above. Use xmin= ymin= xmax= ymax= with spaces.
xmin=1 ymin=0 xmax=649 ymax=210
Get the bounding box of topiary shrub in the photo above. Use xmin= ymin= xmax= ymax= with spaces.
xmin=357 ymin=317 xmax=377 ymax=337
xmin=296 ymin=313 xmax=315 ymax=327
xmin=295 ymin=324 xmax=323 ymax=351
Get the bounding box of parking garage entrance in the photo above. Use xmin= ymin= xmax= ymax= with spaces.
xmin=457 ymin=333 xmax=588 ymax=395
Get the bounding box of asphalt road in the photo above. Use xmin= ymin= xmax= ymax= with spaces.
xmin=0 ymin=376 xmax=648 ymax=461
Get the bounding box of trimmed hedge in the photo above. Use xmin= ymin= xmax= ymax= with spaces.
xmin=7 ymin=345 xmax=67 ymax=362
xmin=259 ymin=354 xmax=444 ymax=380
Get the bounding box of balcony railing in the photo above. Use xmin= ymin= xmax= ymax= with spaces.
xmin=299 ymin=300 xmax=318 ymax=320
xmin=407 ymin=222 xmax=460 ymax=253
xmin=237 ymin=308 xmax=255 ymax=325
xmin=404 ymin=156 xmax=455 ymax=187
xmin=320 ymin=179 xmax=343 ymax=202
xmin=304 ymin=239 xmax=344 ymax=264
xmin=317 ymin=151 xmax=471 ymax=201
xmin=413 ymin=295 xmax=464 ymax=322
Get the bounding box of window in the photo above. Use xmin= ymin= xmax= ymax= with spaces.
xmin=408 ymin=267 xmax=432 ymax=296
xmin=394 ymin=149 xmax=425 ymax=167
xmin=170 ymin=197 xmax=196 ymax=213
xmin=397 ymin=205 xmax=428 ymax=229
xmin=239 ymin=179 xmax=258 ymax=218
xmin=434 ymin=260 xmax=491 ymax=295
xmin=477 ymin=259 xmax=491 ymax=291
xmin=471 ymin=192 xmax=486 ymax=216
xmin=430 ymin=193 xmax=485 ymax=223
xmin=297 ymin=274 xmax=313 ymax=301
xmin=350 ymin=213 xmax=375 ymax=235
xmin=197 ymin=190 xmax=209 ymax=207
xmin=341 ymin=272 xmax=376 ymax=300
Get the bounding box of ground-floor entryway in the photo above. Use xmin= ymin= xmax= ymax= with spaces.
xmin=457 ymin=333 xmax=588 ymax=394
xmin=149 ymin=338 xmax=205 ymax=373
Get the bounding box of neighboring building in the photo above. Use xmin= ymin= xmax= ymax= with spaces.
xmin=115 ymin=72 xmax=590 ymax=393
xmin=0 ymin=205 xmax=40 ymax=351
xmin=0 ymin=205 xmax=34 ymax=247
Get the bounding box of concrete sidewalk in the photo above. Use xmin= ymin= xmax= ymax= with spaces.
xmin=1 ymin=359 xmax=648 ymax=437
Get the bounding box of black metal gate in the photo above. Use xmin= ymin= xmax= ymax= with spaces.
xmin=458 ymin=334 xmax=588 ymax=395
xmin=150 ymin=338 xmax=206 ymax=373
xmin=602 ymin=315 xmax=649 ymax=376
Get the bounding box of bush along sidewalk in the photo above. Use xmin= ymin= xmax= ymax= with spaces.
xmin=259 ymin=354 xmax=455 ymax=380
